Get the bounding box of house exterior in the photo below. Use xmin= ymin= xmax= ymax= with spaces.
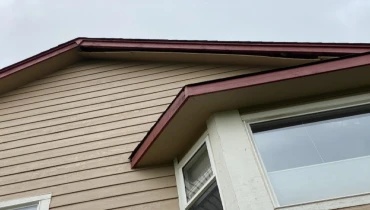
xmin=1 ymin=38 xmax=370 ymax=210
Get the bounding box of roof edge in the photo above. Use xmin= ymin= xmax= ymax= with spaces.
xmin=80 ymin=39 xmax=370 ymax=56
xmin=129 ymin=51 xmax=370 ymax=168
xmin=0 ymin=38 xmax=82 ymax=79
xmin=2 ymin=37 xmax=370 ymax=80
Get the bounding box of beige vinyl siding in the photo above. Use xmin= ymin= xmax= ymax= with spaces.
xmin=0 ymin=60 xmax=268 ymax=210
xmin=339 ymin=204 xmax=370 ymax=210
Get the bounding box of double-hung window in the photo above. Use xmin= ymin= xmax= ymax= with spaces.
xmin=174 ymin=133 xmax=224 ymax=210
xmin=246 ymin=101 xmax=370 ymax=207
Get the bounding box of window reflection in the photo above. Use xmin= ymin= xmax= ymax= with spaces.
xmin=251 ymin=106 xmax=370 ymax=206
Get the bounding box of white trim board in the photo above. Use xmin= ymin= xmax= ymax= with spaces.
xmin=0 ymin=194 xmax=51 ymax=210
xmin=207 ymin=110 xmax=274 ymax=210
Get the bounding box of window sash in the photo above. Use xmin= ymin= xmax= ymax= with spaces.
xmin=186 ymin=176 xmax=217 ymax=209
xmin=187 ymin=180 xmax=223 ymax=210
xmin=242 ymin=92 xmax=370 ymax=207
xmin=174 ymin=132 xmax=222 ymax=210
xmin=183 ymin=144 xmax=214 ymax=201
xmin=12 ymin=204 xmax=39 ymax=210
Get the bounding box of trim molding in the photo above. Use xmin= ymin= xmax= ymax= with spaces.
xmin=0 ymin=194 xmax=51 ymax=209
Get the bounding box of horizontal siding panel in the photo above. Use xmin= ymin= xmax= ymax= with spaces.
xmin=22 ymin=62 xmax=153 ymax=89
xmin=0 ymin=97 xmax=172 ymax=135
xmin=6 ymin=61 xmax=138 ymax=95
xmin=0 ymin=143 xmax=136 ymax=173
xmin=51 ymin=176 xmax=176 ymax=207
xmin=0 ymin=60 xmax=270 ymax=210
xmin=0 ymin=163 xmax=134 ymax=196
xmin=0 ymin=122 xmax=154 ymax=151
xmin=339 ymin=205 xmax=370 ymax=210
xmin=53 ymin=167 xmax=174 ymax=197
xmin=0 ymin=166 xmax=174 ymax=201
xmin=0 ymin=65 xmax=257 ymax=110
xmin=0 ymin=153 xmax=130 ymax=186
xmin=0 ymin=88 xmax=178 ymax=122
xmin=50 ymin=187 xmax=178 ymax=210
xmin=0 ymin=105 xmax=166 ymax=141
xmin=0 ymin=131 xmax=147 ymax=160
xmin=43 ymin=61 xmax=122 ymax=78
xmin=0 ymin=113 xmax=161 ymax=145
xmin=0 ymin=67 xmax=262 ymax=120
xmin=0 ymin=132 xmax=145 ymax=161
xmin=0 ymin=63 xmax=206 ymax=104
xmin=0 ymin=89 xmax=177 ymax=126
xmin=22 ymin=63 xmax=196 ymax=91
xmin=110 ymin=199 xmax=179 ymax=210
xmin=40 ymin=62 xmax=145 ymax=81
xmin=4 ymin=63 xmax=189 ymax=100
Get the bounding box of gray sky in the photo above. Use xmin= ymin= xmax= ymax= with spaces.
xmin=1 ymin=0 xmax=370 ymax=68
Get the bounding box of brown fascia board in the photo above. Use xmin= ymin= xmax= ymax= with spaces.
xmin=0 ymin=38 xmax=82 ymax=79
xmin=79 ymin=38 xmax=370 ymax=57
xmin=2 ymin=37 xmax=370 ymax=79
xmin=129 ymin=51 xmax=370 ymax=168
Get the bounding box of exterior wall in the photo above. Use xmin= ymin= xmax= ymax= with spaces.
xmin=340 ymin=204 xmax=370 ymax=210
xmin=0 ymin=60 xmax=267 ymax=210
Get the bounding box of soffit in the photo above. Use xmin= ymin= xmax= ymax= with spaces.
xmin=79 ymin=51 xmax=321 ymax=67
xmin=0 ymin=48 xmax=81 ymax=96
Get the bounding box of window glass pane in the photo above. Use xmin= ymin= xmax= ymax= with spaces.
xmin=188 ymin=181 xmax=223 ymax=210
xmin=253 ymin=125 xmax=323 ymax=172
xmin=251 ymin=105 xmax=370 ymax=206
xmin=307 ymin=113 xmax=370 ymax=162
xmin=183 ymin=144 xmax=213 ymax=201
xmin=269 ymin=155 xmax=370 ymax=206
xmin=13 ymin=205 xmax=38 ymax=210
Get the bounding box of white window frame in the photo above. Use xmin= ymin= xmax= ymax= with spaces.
xmin=241 ymin=92 xmax=370 ymax=208
xmin=0 ymin=194 xmax=51 ymax=210
xmin=174 ymin=131 xmax=222 ymax=210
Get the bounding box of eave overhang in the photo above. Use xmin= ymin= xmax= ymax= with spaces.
xmin=3 ymin=38 xmax=370 ymax=80
xmin=129 ymin=52 xmax=370 ymax=168
xmin=79 ymin=38 xmax=370 ymax=57
xmin=2 ymin=38 xmax=370 ymax=95
xmin=2 ymin=37 xmax=370 ymax=167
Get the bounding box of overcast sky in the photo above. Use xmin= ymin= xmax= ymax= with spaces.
xmin=1 ymin=0 xmax=370 ymax=68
